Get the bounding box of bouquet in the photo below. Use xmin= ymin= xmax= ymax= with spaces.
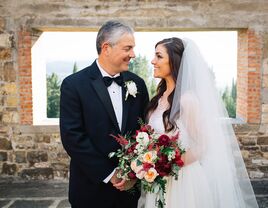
xmin=109 ymin=120 xmax=185 ymax=208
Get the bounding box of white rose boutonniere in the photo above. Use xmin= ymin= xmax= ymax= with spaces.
xmin=124 ymin=81 xmax=138 ymax=100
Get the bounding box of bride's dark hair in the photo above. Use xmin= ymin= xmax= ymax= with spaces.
xmin=146 ymin=37 xmax=184 ymax=132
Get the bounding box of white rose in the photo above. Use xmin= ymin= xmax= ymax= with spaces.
xmin=136 ymin=132 xmax=149 ymax=146
xmin=135 ymin=143 xmax=144 ymax=154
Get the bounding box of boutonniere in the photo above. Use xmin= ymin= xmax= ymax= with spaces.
xmin=124 ymin=81 xmax=138 ymax=101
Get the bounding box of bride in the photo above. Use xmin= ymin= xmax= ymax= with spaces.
xmin=138 ymin=37 xmax=259 ymax=208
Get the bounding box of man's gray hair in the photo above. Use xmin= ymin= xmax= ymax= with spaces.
xmin=96 ymin=20 xmax=134 ymax=54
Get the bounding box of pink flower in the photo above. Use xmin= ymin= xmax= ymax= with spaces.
xmin=142 ymin=151 xmax=157 ymax=164
xmin=144 ymin=168 xmax=158 ymax=183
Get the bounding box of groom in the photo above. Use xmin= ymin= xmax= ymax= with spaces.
xmin=60 ymin=20 xmax=149 ymax=208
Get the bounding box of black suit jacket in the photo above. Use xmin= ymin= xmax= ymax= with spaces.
xmin=60 ymin=60 xmax=149 ymax=208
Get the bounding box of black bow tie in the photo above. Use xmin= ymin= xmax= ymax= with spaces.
xmin=103 ymin=75 xmax=123 ymax=87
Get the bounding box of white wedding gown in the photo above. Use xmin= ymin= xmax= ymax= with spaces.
xmin=137 ymin=39 xmax=259 ymax=208
xmin=138 ymin=98 xmax=214 ymax=208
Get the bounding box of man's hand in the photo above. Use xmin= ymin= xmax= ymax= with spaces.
xmin=110 ymin=169 xmax=137 ymax=191
xmin=110 ymin=169 xmax=122 ymax=185
xmin=113 ymin=178 xmax=137 ymax=191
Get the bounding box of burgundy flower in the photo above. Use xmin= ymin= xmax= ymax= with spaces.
xmin=128 ymin=171 xmax=137 ymax=179
xmin=127 ymin=142 xmax=138 ymax=154
xmin=140 ymin=124 xmax=154 ymax=133
xmin=135 ymin=130 xmax=140 ymax=137
xmin=170 ymin=133 xmax=179 ymax=142
xmin=140 ymin=126 xmax=148 ymax=132
xmin=157 ymin=135 xmax=170 ymax=146
xmin=174 ymin=151 xmax=184 ymax=167
xmin=155 ymin=155 xmax=171 ymax=177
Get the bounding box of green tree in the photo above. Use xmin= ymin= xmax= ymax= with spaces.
xmin=128 ymin=55 xmax=156 ymax=98
xmin=47 ymin=62 xmax=79 ymax=118
xmin=47 ymin=72 xmax=61 ymax=118
xmin=221 ymin=79 xmax=237 ymax=118
xmin=73 ymin=62 xmax=78 ymax=73
xmin=231 ymin=78 xmax=237 ymax=100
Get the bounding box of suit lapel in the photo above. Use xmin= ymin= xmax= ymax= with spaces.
xmin=121 ymin=73 xmax=131 ymax=134
xmin=88 ymin=61 xmax=121 ymax=132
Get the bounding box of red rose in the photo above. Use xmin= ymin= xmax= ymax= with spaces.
xmin=175 ymin=159 xmax=184 ymax=167
xmin=143 ymin=162 xmax=154 ymax=171
xmin=175 ymin=149 xmax=181 ymax=157
xmin=140 ymin=126 xmax=148 ymax=132
xmin=174 ymin=153 xmax=184 ymax=167
xmin=158 ymin=135 xmax=170 ymax=146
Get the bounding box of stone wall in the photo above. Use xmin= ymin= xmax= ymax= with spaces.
xmin=0 ymin=0 xmax=268 ymax=180
xmin=0 ymin=125 xmax=69 ymax=179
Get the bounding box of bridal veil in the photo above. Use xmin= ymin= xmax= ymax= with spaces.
xmin=169 ymin=39 xmax=259 ymax=208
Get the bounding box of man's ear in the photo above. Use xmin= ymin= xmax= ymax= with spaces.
xmin=101 ymin=42 xmax=110 ymax=56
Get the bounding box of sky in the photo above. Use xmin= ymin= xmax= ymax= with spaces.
xmin=35 ymin=31 xmax=237 ymax=89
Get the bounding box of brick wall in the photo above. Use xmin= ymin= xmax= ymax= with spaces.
xmin=237 ymin=29 xmax=262 ymax=123
xmin=18 ymin=29 xmax=32 ymax=125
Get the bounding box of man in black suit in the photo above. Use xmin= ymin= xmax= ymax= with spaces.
xmin=60 ymin=20 xmax=149 ymax=208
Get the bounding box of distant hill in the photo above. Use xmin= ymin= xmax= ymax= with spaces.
xmin=46 ymin=59 xmax=94 ymax=81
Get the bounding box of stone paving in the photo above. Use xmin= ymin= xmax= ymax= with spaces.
xmin=0 ymin=178 xmax=70 ymax=208
xmin=0 ymin=178 xmax=267 ymax=208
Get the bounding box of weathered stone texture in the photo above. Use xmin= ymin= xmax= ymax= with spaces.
xmin=258 ymin=136 xmax=268 ymax=145
xmin=0 ymin=33 xmax=12 ymax=49
xmin=2 ymin=163 xmax=17 ymax=175
xmin=3 ymin=62 xmax=16 ymax=82
xmin=15 ymin=151 xmax=26 ymax=163
xmin=20 ymin=168 xmax=53 ymax=180
xmin=0 ymin=152 xmax=7 ymax=161
xmin=0 ymin=48 xmax=11 ymax=60
xmin=0 ymin=138 xmax=12 ymax=150
xmin=0 ymin=17 xmax=5 ymax=32
xmin=27 ymin=151 xmax=48 ymax=165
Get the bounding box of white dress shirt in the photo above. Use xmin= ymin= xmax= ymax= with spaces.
xmin=96 ymin=60 xmax=123 ymax=183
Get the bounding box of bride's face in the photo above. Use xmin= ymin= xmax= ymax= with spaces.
xmin=151 ymin=44 xmax=171 ymax=79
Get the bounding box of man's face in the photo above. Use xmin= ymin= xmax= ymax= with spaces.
xmin=106 ymin=33 xmax=135 ymax=74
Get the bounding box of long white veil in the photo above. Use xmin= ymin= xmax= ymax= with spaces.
xmin=170 ymin=39 xmax=259 ymax=208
